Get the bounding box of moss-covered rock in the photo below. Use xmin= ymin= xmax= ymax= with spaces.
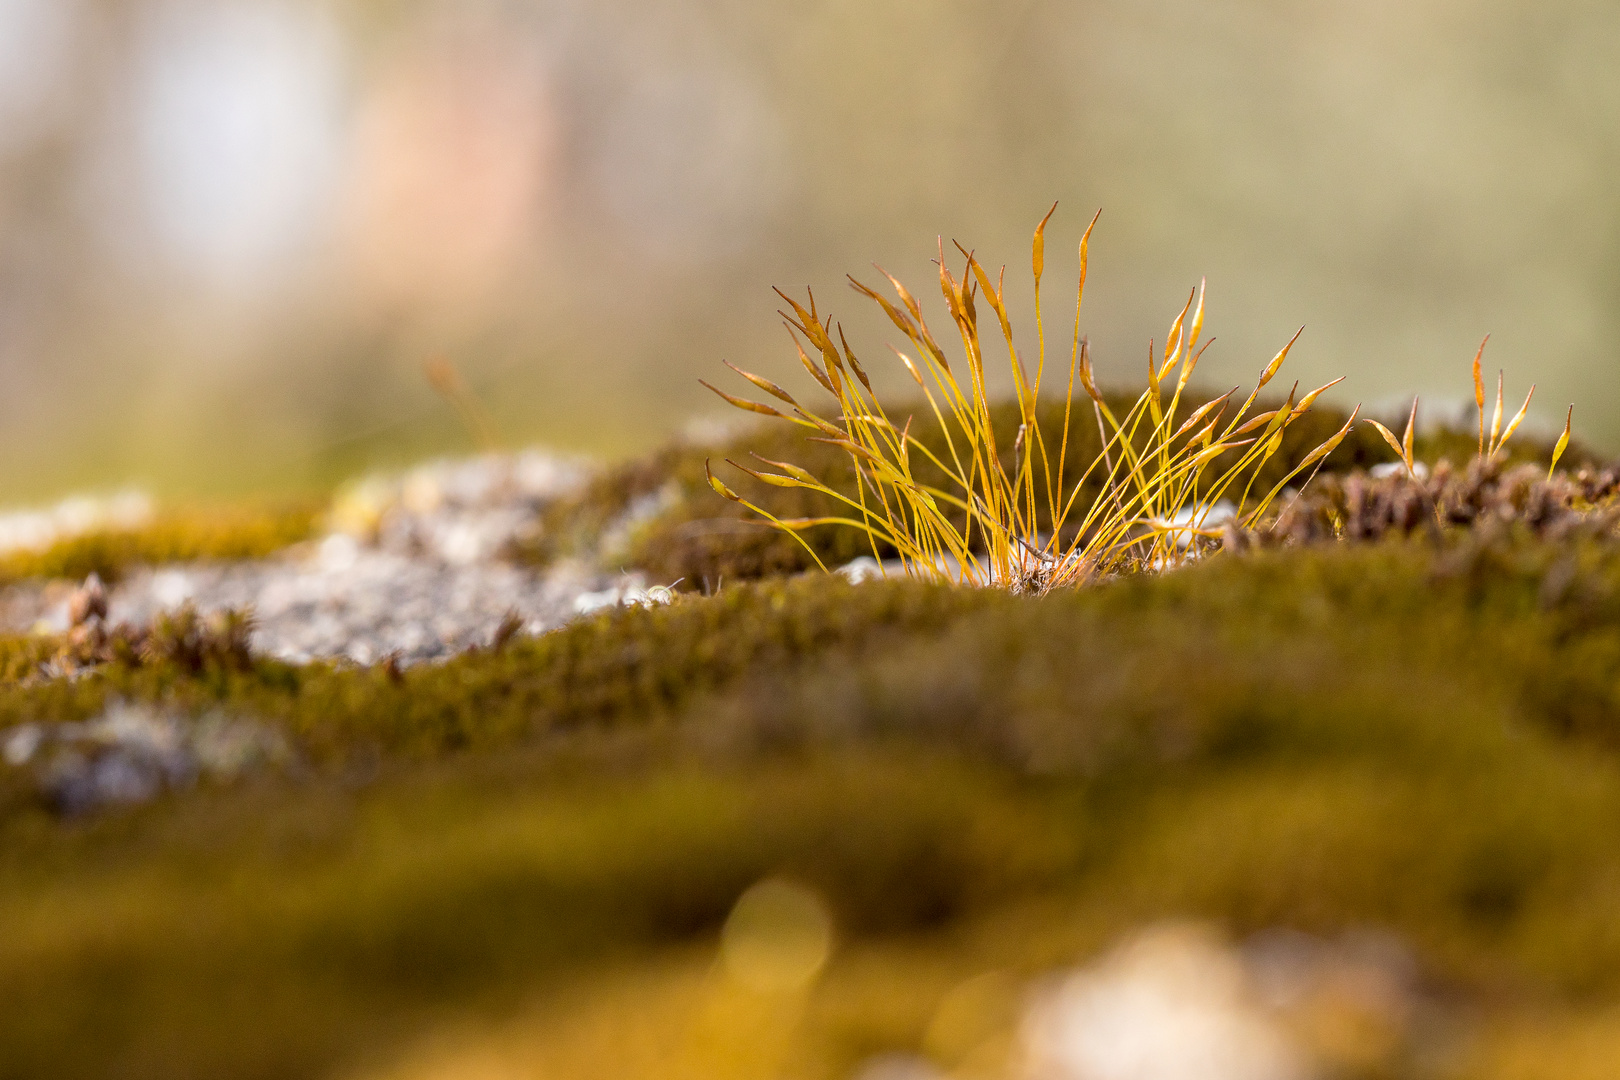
xmin=5 ymin=531 xmax=1620 ymax=1074
xmin=0 ymin=403 xmax=1612 ymax=1080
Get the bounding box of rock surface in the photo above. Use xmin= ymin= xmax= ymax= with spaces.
xmin=0 ymin=450 xmax=677 ymax=666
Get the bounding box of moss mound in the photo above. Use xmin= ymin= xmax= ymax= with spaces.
xmin=4 ymin=528 xmax=1620 ymax=1076
xmin=541 ymin=390 xmax=1578 ymax=588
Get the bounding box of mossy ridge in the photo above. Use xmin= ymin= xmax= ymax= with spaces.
xmin=5 ymin=524 xmax=1620 ymax=766
xmin=540 ymin=391 xmax=1576 ymax=588
xmin=0 ymin=500 xmax=320 ymax=587
xmin=0 ymin=574 xmax=999 ymax=766
xmin=7 ymin=533 xmax=1620 ymax=1076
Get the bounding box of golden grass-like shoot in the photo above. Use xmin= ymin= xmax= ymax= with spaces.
xmin=1366 ymin=396 xmax=1420 ymax=479
xmin=1461 ymin=338 xmax=1544 ymax=463
xmin=1472 ymin=336 xmax=1489 ymax=459
xmin=1370 ymin=337 xmax=1567 ymax=480
xmin=704 ymin=209 xmax=1350 ymax=592
xmin=426 ymin=356 xmax=501 ymax=452
xmin=1550 ymin=405 xmax=1573 ymax=481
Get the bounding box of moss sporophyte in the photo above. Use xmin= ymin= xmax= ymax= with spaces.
xmin=704 ymin=208 xmax=1572 ymax=592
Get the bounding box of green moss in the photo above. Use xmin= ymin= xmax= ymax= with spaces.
xmin=7 ymin=523 xmax=1616 ymax=763
xmin=0 ymin=574 xmax=999 ymax=772
xmin=0 ymin=752 xmax=1083 ymax=1080
xmin=8 ymin=523 xmax=1620 ymax=1075
xmin=0 ymin=500 xmax=319 ymax=586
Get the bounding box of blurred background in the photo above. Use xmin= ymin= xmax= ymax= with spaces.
xmin=0 ymin=0 xmax=1616 ymax=502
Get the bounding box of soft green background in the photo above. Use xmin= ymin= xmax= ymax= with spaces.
xmin=0 ymin=0 xmax=1615 ymax=499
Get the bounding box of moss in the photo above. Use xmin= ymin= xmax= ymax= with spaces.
xmin=0 ymin=574 xmax=997 ymax=763
xmin=8 ymin=515 xmax=1620 ymax=1074
xmin=538 ymin=390 xmax=1580 ymax=587
xmin=0 ymin=500 xmax=319 ymax=586
xmin=0 ymin=753 xmax=1081 ymax=1080
xmin=7 ymin=522 xmax=1618 ymax=762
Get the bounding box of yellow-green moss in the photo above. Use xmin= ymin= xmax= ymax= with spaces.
xmin=0 ymin=500 xmax=320 ymax=586
xmin=5 ymin=513 xmax=1620 ymax=1076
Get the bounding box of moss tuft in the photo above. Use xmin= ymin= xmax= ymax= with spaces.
xmin=536 ymin=391 xmax=1585 ymax=588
